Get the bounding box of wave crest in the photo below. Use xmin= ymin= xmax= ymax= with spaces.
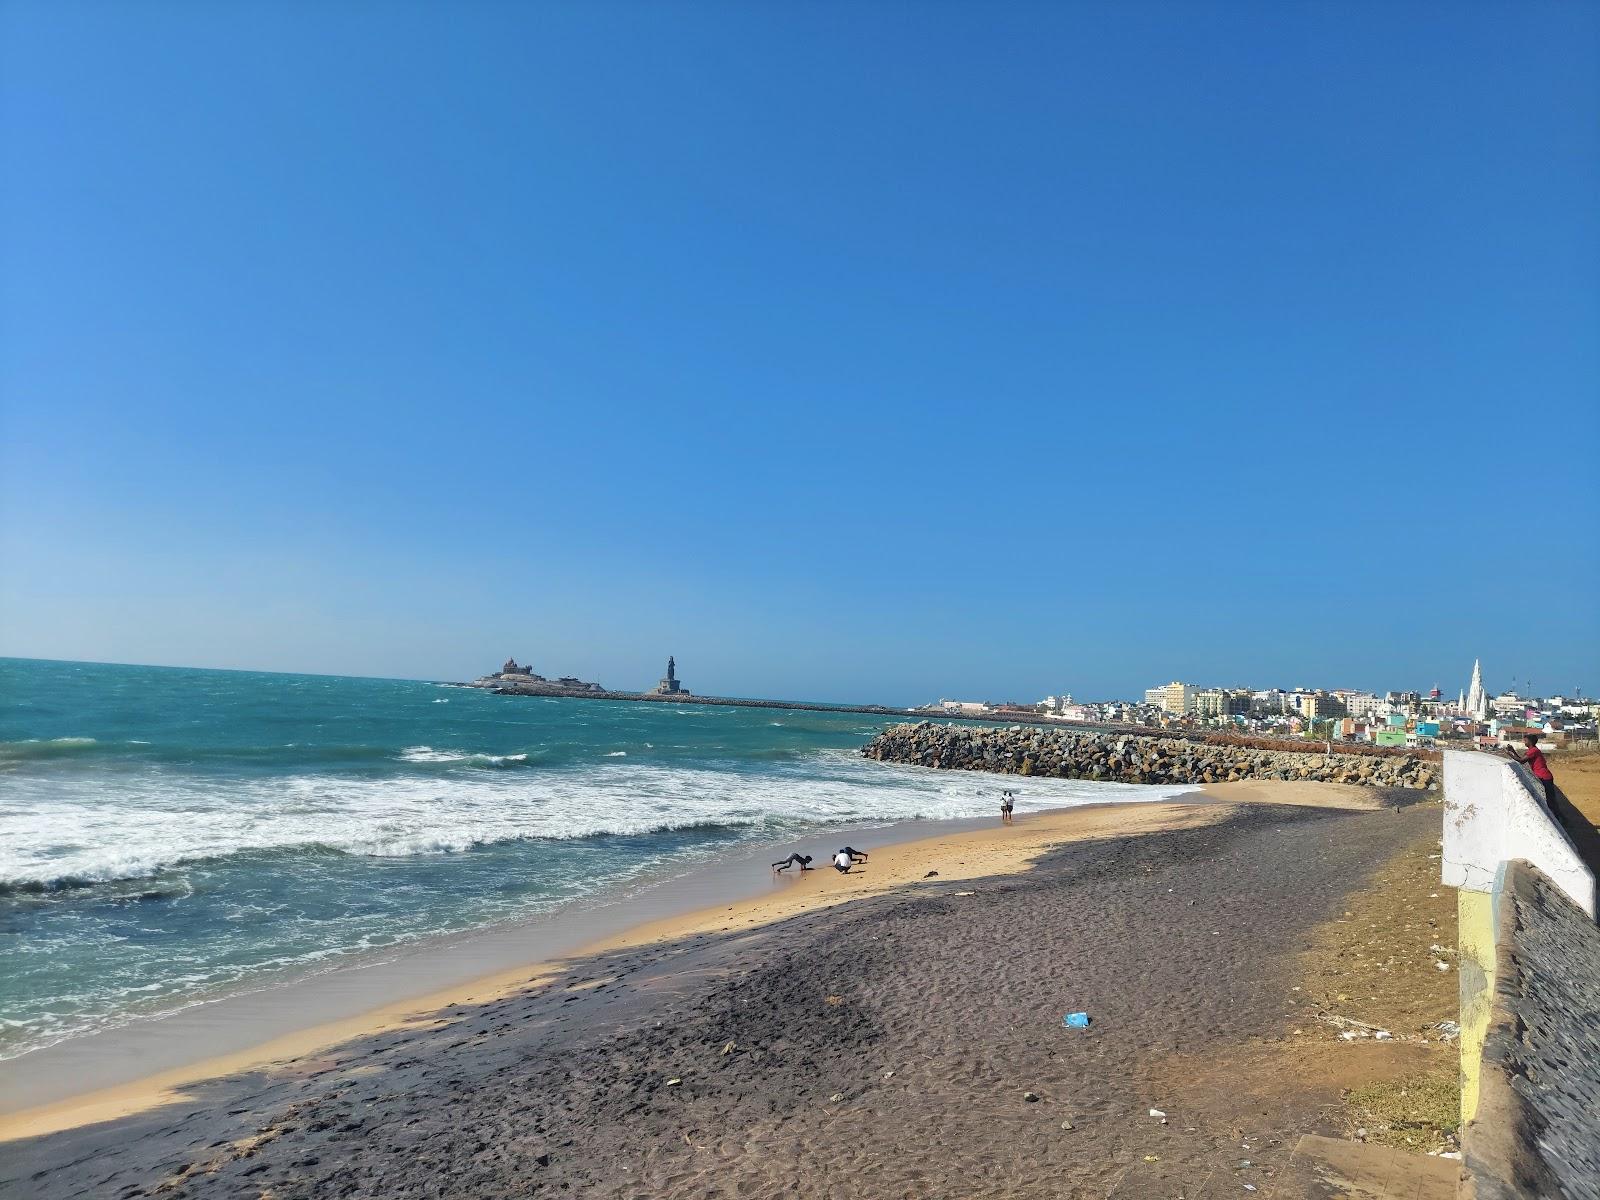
xmin=397 ymin=746 xmax=531 ymax=767
xmin=0 ymin=737 xmax=100 ymax=763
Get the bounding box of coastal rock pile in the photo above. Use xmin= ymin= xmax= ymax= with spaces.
xmin=862 ymin=723 xmax=1437 ymax=791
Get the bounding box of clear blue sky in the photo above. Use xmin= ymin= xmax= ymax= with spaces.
xmin=2 ymin=1 xmax=1596 ymax=705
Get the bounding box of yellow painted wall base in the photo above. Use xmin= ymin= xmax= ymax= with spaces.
xmin=1457 ymin=887 xmax=1497 ymax=1125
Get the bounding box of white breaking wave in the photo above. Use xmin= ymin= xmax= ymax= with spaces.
xmin=397 ymin=746 xmax=527 ymax=766
xmin=0 ymin=750 xmax=1195 ymax=891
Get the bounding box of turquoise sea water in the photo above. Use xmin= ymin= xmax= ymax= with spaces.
xmin=0 ymin=658 xmax=1189 ymax=1060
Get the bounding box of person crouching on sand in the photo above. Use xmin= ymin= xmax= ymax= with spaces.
xmin=832 ymin=849 xmax=855 ymax=873
xmin=772 ymin=853 xmax=813 ymax=873
xmin=1500 ymin=733 xmax=1558 ymax=803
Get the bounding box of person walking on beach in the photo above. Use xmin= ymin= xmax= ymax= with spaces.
xmin=772 ymin=853 xmax=814 ymax=873
xmin=1502 ymin=733 xmax=1558 ymax=803
xmin=1000 ymin=791 xmax=1015 ymax=825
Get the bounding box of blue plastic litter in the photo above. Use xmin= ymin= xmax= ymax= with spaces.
xmin=1063 ymin=1012 xmax=1091 ymax=1029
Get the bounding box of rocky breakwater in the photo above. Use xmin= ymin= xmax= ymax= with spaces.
xmin=862 ymin=723 xmax=1437 ymax=790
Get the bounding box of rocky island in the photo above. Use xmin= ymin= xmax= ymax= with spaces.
xmin=463 ymin=657 xmax=610 ymax=697
xmin=457 ymin=655 xmax=916 ymax=716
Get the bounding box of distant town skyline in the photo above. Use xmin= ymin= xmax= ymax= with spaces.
xmin=2 ymin=3 xmax=1596 ymax=706
xmin=0 ymin=651 xmax=1586 ymax=714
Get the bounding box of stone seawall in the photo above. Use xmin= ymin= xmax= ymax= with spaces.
xmin=862 ymin=722 xmax=1437 ymax=790
xmin=1465 ymin=862 xmax=1600 ymax=1200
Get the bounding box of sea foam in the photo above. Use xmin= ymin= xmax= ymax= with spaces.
xmin=0 ymin=751 xmax=1190 ymax=892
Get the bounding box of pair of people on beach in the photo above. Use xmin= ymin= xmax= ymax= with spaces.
xmin=772 ymin=847 xmax=868 ymax=874
xmin=1000 ymin=790 xmax=1015 ymax=825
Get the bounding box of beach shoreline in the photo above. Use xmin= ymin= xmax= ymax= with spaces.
xmin=0 ymin=779 xmax=1396 ymax=1147
xmin=1 ymin=778 xmax=1436 ymax=1200
xmin=0 ymin=795 xmax=1210 ymax=1141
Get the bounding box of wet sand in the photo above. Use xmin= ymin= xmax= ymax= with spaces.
xmin=0 ymin=781 xmax=1433 ymax=1199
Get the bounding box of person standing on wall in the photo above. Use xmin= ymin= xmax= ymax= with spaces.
xmin=1503 ymin=732 xmax=1557 ymax=803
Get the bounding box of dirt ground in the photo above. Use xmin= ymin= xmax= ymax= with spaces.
xmin=1552 ymin=746 xmax=1600 ymax=827
xmin=1155 ymin=801 xmax=1461 ymax=1164
xmin=1293 ymin=804 xmax=1460 ymax=1154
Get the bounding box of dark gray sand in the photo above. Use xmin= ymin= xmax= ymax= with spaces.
xmin=2 ymin=801 xmax=1437 ymax=1199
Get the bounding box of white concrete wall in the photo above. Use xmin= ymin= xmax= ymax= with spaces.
xmin=1442 ymin=749 xmax=1594 ymax=916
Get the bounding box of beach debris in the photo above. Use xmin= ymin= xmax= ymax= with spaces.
xmin=829 ymin=1092 xmax=844 ymax=1103
xmin=1434 ymin=961 xmax=1451 ymax=972
xmin=883 ymin=1069 xmax=895 ymax=1079
xmin=1024 ymin=1091 xmax=1040 ymax=1103
xmin=665 ymin=1078 xmax=682 ymax=1087
xmin=923 ymin=870 xmax=939 ymax=878
xmin=954 ymin=890 xmax=976 ymax=897
xmin=721 ymin=1041 xmax=736 ymax=1056
xmin=1148 ymin=1108 xmax=1166 ymax=1119
xmin=1060 ymin=1120 xmax=1074 ymax=1131
xmin=1063 ymin=1012 xmax=1091 ymax=1029
xmin=1244 ymin=1186 xmax=1258 ymax=1193
xmin=1434 ymin=1020 xmax=1461 ymax=1040
xmin=1319 ymin=1012 xmax=1397 ymax=1039
xmin=1143 ymin=1155 xmax=1160 ymax=1162
xmin=825 ymin=995 xmax=844 ymax=1005
xmin=534 ymin=1153 xmax=551 ymax=1167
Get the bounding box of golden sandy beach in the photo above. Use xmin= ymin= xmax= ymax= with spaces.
xmin=0 ymin=781 xmax=1393 ymax=1146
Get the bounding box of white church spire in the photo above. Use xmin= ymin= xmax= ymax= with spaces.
xmin=1466 ymin=659 xmax=1489 ymax=721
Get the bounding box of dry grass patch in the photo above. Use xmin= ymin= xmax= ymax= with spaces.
xmin=1344 ymin=1067 xmax=1459 ymax=1154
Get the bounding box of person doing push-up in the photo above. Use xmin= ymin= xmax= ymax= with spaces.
xmin=772 ymin=853 xmax=814 ymax=873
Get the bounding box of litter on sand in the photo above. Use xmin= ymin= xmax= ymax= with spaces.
xmin=1148 ymin=1108 xmax=1166 ymax=1118
xmin=1063 ymin=1012 xmax=1091 ymax=1029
